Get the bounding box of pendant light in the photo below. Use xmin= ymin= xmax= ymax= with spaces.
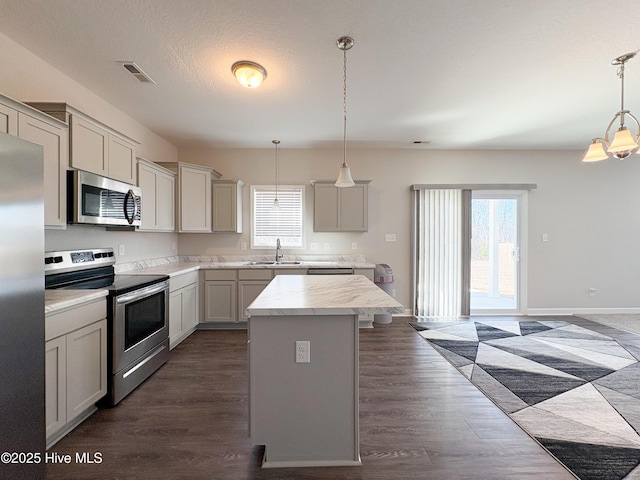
xmin=582 ymin=52 xmax=640 ymax=162
xmin=272 ymin=140 xmax=280 ymax=210
xmin=335 ymin=36 xmax=356 ymax=187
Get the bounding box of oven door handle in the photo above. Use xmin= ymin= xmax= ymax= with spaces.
xmin=116 ymin=281 xmax=168 ymax=304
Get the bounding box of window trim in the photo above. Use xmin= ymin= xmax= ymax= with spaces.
xmin=250 ymin=184 xmax=305 ymax=250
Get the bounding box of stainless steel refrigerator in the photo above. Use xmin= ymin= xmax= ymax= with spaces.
xmin=0 ymin=132 xmax=45 ymax=479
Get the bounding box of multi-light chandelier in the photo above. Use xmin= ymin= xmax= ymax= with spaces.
xmin=583 ymin=52 xmax=640 ymax=162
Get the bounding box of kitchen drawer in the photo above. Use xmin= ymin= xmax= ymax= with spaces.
xmin=238 ymin=269 xmax=273 ymax=280
xmin=169 ymin=270 xmax=198 ymax=292
xmin=204 ymin=269 xmax=237 ymax=281
xmin=46 ymin=299 xmax=107 ymax=341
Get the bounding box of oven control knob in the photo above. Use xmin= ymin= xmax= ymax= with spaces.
xmin=45 ymin=257 xmax=53 ymax=264
xmin=53 ymin=256 xmax=63 ymax=263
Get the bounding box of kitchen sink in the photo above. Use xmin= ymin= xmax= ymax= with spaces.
xmin=245 ymin=261 xmax=303 ymax=266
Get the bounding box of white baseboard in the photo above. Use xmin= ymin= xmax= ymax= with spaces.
xmin=526 ymin=307 xmax=640 ymax=316
xmin=392 ymin=309 xmax=414 ymax=317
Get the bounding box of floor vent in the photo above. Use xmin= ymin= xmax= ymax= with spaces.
xmin=120 ymin=62 xmax=155 ymax=84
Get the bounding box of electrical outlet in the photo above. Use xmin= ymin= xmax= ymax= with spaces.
xmin=295 ymin=341 xmax=310 ymax=363
xmin=171 ymin=242 xmax=177 ymax=253
xmin=323 ymin=243 xmax=330 ymax=250
xmin=588 ymin=288 xmax=596 ymax=297
xmin=352 ymin=242 xmax=358 ymax=250
xmin=241 ymin=242 xmax=247 ymax=250
xmin=310 ymin=242 xmax=319 ymax=251
xmin=385 ymin=233 xmax=397 ymax=242
xmin=118 ymin=244 xmax=125 ymax=256
xmin=542 ymin=233 xmax=549 ymax=242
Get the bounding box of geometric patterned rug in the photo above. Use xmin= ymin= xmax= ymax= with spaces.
xmin=411 ymin=317 xmax=640 ymax=480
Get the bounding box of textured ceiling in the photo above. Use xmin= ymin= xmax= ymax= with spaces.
xmin=0 ymin=0 xmax=639 ymax=151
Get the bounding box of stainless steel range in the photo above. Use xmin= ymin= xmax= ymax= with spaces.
xmin=45 ymin=247 xmax=170 ymax=406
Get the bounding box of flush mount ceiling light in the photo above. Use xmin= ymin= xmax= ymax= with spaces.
xmin=272 ymin=139 xmax=280 ymax=210
xmin=334 ymin=36 xmax=356 ymax=188
xmin=583 ymin=52 xmax=640 ymax=162
xmin=231 ymin=61 xmax=267 ymax=88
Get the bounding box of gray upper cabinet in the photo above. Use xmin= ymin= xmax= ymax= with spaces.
xmin=137 ymin=158 xmax=176 ymax=232
xmin=28 ymin=102 xmax=139 ymax=184
xmin=311 ymin=180 xmax=370 ymax=232
xmin=1 ymin=94 xmax=69 ymax=229
xmin=158 ymin=162 xmax=221 ymax=233
xmin=0 ymin=102 xmax=18 ymax=135
xmin=212 ymin=180 xmax=243 ymax=233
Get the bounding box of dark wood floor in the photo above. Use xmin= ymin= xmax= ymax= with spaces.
xmin=46 ymin=321 xmax=574 ymax=480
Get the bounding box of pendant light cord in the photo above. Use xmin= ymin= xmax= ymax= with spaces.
xmin=618 ymin=62 xmax=626 ymax=128
xmin=342 ymin=46 xmax=348 ymax=168
xmin=272 ymin=139 xmax=280 ymax=206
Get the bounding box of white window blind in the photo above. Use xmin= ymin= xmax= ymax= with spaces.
xmin=251 ymin=185 xmax=304 ymax=248
xmin=413 ymin=188 xmax=471 ymax=317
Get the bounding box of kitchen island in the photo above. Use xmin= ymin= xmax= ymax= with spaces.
xmin=246 ymin=275 xmax=404 ymax=468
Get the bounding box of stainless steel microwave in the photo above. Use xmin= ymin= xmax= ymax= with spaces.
xmin=68 ymin=170 xmax=142 ymax=227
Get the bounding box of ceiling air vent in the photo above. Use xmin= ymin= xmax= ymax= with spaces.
xmin=120 ymin=61 xmax=156 ymax=84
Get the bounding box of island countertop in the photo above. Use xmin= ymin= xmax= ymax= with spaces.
xmin=245 ymin=274 xmax=404 ymax=317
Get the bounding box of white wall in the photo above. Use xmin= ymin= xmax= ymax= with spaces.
xmin=0 ymin=31 xmax=179 ymax=262
xmin=180 ymin=147 xmax=640 ymax=313
xmin=3 ymin=29 xmax=638 ymax=313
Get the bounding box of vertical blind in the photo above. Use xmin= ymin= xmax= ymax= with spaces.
xmin=252 ymin=186 xmax=304 ymax=248
xmin=413 ymin=189 xmax=471 ymax=317
xmin=412 ymin=184 xmax=534 ymax=318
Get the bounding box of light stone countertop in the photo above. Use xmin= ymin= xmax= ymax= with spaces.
xmin=246 ymin=275 xmax=404 ymax=317
xmin=45 ymin=256 xmax=378 ymax=314
xmin=45 ymin=289 xmax=108 ymax=314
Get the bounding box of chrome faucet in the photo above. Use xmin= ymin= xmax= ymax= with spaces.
xmin=275 ymin=238 xmax=283 ymax=262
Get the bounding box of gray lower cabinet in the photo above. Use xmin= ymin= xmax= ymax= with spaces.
xmin=168 ymin=271 xmax=199 ymax=348
xmin=203 ymin=270 xmax=238 ymax=322
xmin=202 ymin=269 xmax=274 ymax=324
xmin=201 ymin=268 xmax=375 ymax=325
xmin=45 ymin=299 xmax=107 ymax=448
xmin=238 ymin=269 xmax=273 ymax=322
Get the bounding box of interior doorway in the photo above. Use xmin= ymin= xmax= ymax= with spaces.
xmin=470 ymin=193 xmax=523 ymax=314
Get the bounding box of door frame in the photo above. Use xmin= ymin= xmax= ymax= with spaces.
xmin=470 ymin=190 xmax=528 ymax=315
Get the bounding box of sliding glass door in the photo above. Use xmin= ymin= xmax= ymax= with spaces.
xmin=470 ymin=193 xmax=522 ymax=314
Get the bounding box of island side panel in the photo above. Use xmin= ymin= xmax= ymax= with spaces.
xmin=249 ymin=314 xmax=360 ymax=467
